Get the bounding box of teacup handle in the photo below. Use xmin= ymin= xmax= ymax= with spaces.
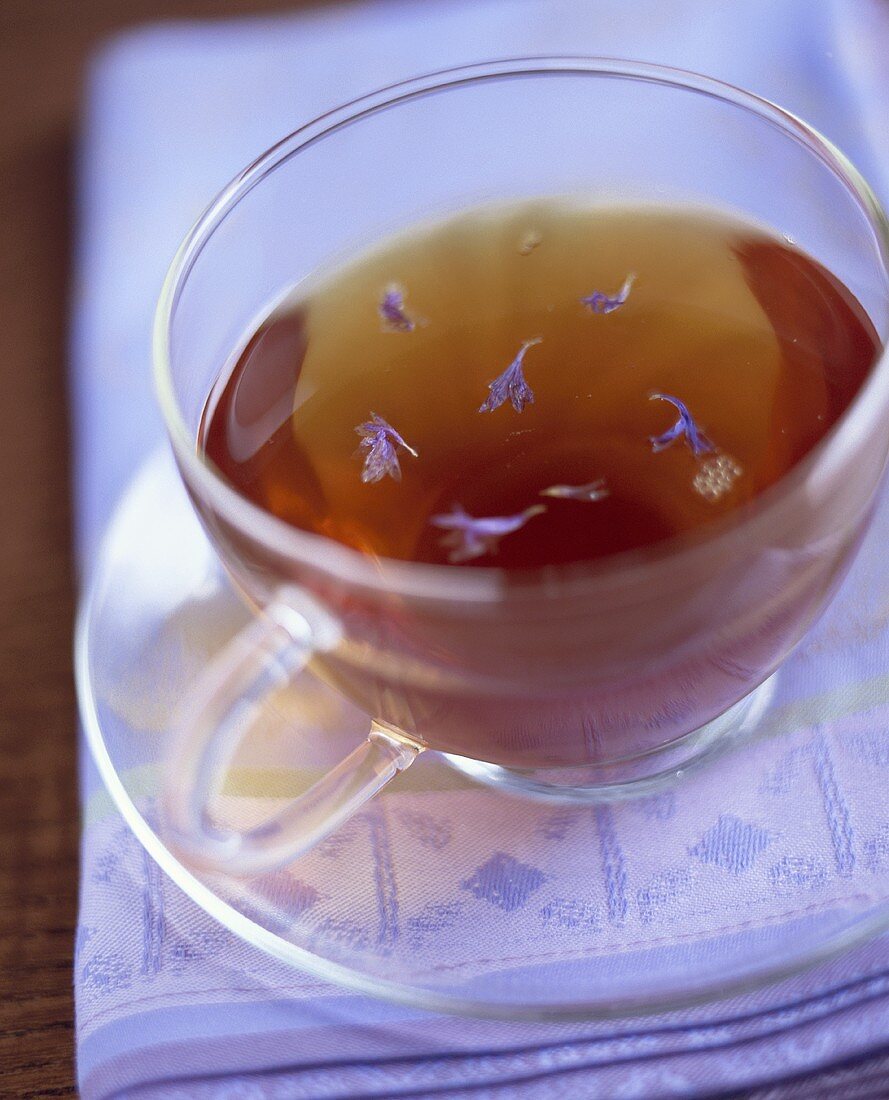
xmin=162 ymin=592 xmax=421 ymax=877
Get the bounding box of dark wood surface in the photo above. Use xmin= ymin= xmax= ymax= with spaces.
xmin=0 ymin=3 xmax=333 ymax=1094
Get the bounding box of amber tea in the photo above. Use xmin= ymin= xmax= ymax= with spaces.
xmin=201 ymin=202 xmax=877 ymax=572
xmin=194 ymin=200 xmax=882 ymax=768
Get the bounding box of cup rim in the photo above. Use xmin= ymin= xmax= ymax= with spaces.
xmin=153 ymin=55 xmax=889 ymax=604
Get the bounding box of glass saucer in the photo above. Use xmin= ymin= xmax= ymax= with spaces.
xmin=76 ymin=448 xmax=889 ymax=1020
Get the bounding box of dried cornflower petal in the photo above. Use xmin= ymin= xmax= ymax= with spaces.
xmin=540 ymin=479 xmax=609 ymax=502
xmin=379 ymin=285 xmax=415 ymax=332
xmin=518 ymin=229 xmax=542 ymax=255
xmin=649 ymin=393 xmax=715 ymax=457
xmin=430 ymin=503 xmax=547 ymax=563
xmin=581 ymin=273 xmax=635 ymax=314
xmin=479 ymin=338 xmax=543 ymax=414
xmin=693 ymin=454 xmax=743 ymax=501
xmin=355 ymin=413 xmax=418 ymax=483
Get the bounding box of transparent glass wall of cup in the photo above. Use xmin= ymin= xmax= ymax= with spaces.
xmin=156 ymin=59 xmax=889 ymax=876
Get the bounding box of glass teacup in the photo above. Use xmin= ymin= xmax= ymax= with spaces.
xmin=156 ymin=59 xmax=889 ymax=875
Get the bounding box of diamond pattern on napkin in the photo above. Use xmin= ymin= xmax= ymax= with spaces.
xmin=691 ymin=814 xmax=773 ymax=874
xmin=461 ymin=852 xmax=547 ymax=911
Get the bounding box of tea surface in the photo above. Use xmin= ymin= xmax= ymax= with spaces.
xmin=202 ymin=202 xmax=878 ymax=568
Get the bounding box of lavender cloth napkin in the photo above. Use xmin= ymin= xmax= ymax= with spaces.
xmin=73 ymin=1 xmax=889 ymax=1095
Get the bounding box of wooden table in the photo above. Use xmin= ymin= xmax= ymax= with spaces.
xmin=0 ymin=3 xmax=330 ymax=1093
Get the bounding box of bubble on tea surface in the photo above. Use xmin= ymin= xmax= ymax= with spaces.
xmin=693 ymin=454 xmax=744 ymax=502
xmin=518 ymin=229 xmax=542 ymax=255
